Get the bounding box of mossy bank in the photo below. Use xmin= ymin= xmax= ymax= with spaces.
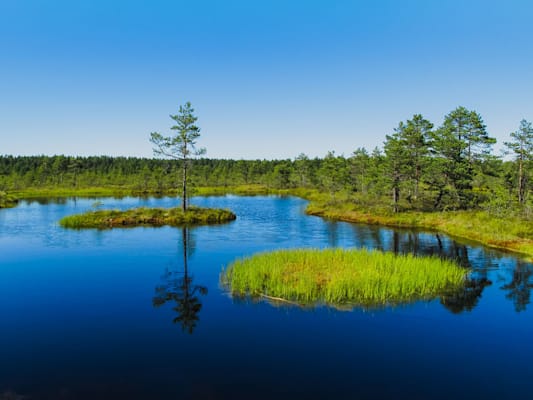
xmin=60 ymin=206 xmax=236 ymax=229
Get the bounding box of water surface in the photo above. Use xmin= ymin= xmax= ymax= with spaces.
xmin=0 ymin=196 xmax=532 ymax=399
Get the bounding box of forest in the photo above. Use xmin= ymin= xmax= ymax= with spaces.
xmin=1 ymin=106 xmax=532 ymax=220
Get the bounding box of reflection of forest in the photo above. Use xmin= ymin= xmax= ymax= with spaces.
xmin=25 ymin=197 xmax=68 ymax=205
xmin=344 ymin=225 xmax=504 ymax=313
xmin=346 ymin=225 xmax=474 ymax=267
xmin=360 ymin=227 xmax=533 ymax=313
xmin=386 ymin=230 xmax=495 ymax=313
xmin=388 ymin=231 xmax=472 ymax=268
xmin=440 ymin=277 xmax=492 ymax=313
xmin=501 ymin=260 xmax=533 ymax=312
xmin=153 ymin=227 xmax=207 ymax=334
xmin=334 ymin=224 xmax=533 ymax=313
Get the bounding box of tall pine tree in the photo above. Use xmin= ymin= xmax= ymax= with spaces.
xmin=505 ymin=119 xmax=533 ymax=204
xmin=431 ymin=107 xmax=495 ymax=209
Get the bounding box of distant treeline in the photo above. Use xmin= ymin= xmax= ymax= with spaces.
xmin=0 ymin=155 xmax=310 ymax=190
xmin=1 ymin=107 xmax=532 ymax=215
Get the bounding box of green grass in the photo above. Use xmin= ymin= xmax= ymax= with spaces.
xmin=12 ymin=186 xmax=180 ymax=198
xmin=0 ymin=191 xmax=18 ymax=208
xmin=13 ymin=184 xmax=319 ymax=199
xmin=222 ymin=248 xmax=466 ymax=308
xmin=13 ymin=184 xmax=276 ymax=198
xmin=59 ymin=206 xmax=236 ymax=229
xmin=306 ymin=201 xmax=533 ymax=258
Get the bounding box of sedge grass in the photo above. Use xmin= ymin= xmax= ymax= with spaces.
xmin=222 ymin=248 xmax=466 ymax=308
xmin=60 ymin=206 xmax=236 ymax=229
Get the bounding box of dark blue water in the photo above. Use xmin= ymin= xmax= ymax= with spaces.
xmin=0 ymin=196 xmax=532 ymax=399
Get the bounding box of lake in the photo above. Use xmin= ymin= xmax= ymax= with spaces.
xmin=0 ymin=195 xmax=532 ymax=399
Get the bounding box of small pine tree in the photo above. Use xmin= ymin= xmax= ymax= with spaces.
xmin=150 ymin=102 xmax=206 ymax=211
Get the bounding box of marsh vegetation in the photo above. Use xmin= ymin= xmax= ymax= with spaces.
xmin=0 ymin=191 xmax=17 ymax=208
xmin=222 ymin=248 xmax=466 ymax=308
xmin=59 ymin=206 xmax=236 ymax=229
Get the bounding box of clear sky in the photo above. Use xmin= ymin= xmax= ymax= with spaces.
xmin=1 ymin=0 xmax=533 ymax=159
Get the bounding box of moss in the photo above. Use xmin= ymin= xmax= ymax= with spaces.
xmin=59 ymin=206 xmax=236 ymax=229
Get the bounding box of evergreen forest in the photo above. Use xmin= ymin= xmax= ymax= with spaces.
xmin=2 ymin=107 xmax=532 ymax=220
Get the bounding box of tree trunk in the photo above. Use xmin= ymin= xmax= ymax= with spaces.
xmin=392 ymin=231 xmax=399 ymax=254
xmin=392 ymin=184 xmax=400 ymax=213
xmin=182 ymin=227 xmax=188 ymax=275
xmin=434 ymin=189 xmax=444 ymax=210
xmin=518 ymin=156 xmax=525 ymax=204
xmin=182 ymin=159 xmax=187 ymax=211
xmin=414 ymin=163 xmax=420 ymax=201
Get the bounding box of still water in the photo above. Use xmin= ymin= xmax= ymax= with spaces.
xmin=0 ymin=195 xmax=532 ymax=399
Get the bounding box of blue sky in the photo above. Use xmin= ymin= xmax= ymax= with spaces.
xmin=1 ymin=0 xmax=533 ymax=159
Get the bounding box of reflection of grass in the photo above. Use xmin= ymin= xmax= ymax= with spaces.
xmin=222 ymin=248 xmax=466 ymax=307
xmin=59 ymin=206 xmax=236 ymax=229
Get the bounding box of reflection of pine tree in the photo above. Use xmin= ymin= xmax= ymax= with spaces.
xmin=153 ymin=269 xmax=207 ymax=333
xmin=501 ymin=261 xmax=533 ymax=313
xmin=153 ymin=227 xmax=207 ymax=334
xmin=440 ymin=277 xmax=491 ymax=314
xmin=434 ymin=234 xmax=471 ymax=268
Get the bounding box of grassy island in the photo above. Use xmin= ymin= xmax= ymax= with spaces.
xmin=222 ymin=248 xmax=466 ymax=308
xmin=59 ymin=206 xmax=236 ymax=229
xmin=0 ymin=191 xmax=18 ymax=209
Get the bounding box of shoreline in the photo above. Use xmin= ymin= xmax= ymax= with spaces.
xmin=7 ymin=185 xmax=533 ymax=258
xmin=306 ymin=203 xmax=533 ymax=259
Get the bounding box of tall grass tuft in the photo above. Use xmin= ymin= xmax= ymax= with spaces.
xmin=0 ymin=191 xmax=18 ymax=208
xmin=222 ymin=248 xmax=466 ymax=308
xmin=59 ymin=206 xmax=236 ymax=229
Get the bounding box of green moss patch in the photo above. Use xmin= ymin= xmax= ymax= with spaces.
xmin=60 ymin=206 xmax=236 ymax=229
